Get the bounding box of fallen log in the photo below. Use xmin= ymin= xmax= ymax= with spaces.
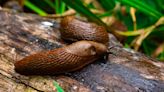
xmin=0 ymin=9 xmax=164 ymax=92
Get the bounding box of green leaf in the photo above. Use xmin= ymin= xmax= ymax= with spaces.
xmin=53 ymin=81 xmax=64 ymax=92
xmin=60 ymin=1 xmax=66 ymax=14
xmin=44 ymin=0 xmax=56 ymax=10
xmin=154 ymin=0 xmax=164 ymax=11
xmin=54 ymin=0 xmax=66 ymax=15
xmin=142 ymin=41 xmax=151 ymax=56
xmin=124 ymin=43 xmax=130 ymax=48
xmin=117 ymin=0 xmax=163 ymax=19
xmin=24 ymin=0 xmax=47 ymax=16
xmin=96 ymin=0 xmax=115 ymax=11
xmin=55 ymin=0 xmax=59 ymax=14
xmin=61 ymin=0 xmax=106 ymax=26
xmin=98 ymin=11 xmax=113 ymax=18
xmin=158 ymin=50 xmax=164 ymax=61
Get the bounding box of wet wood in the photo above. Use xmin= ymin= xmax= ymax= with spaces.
xmin=0 ymin=9 xmax=164 ymax=92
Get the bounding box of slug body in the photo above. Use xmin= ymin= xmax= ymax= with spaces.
xmin=14 ymin=17 xmax=109 ymax=75
xmin=15 ymin=41 xmax=107 ymax=75
xmin=60 ymin=17 xmax=109 ymax=45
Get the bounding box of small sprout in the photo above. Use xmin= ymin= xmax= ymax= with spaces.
xmin=53 ymin=81 xmax=64 ymax=92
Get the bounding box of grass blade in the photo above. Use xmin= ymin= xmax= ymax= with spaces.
xmin=96 ymin=0 xmax=115 ymax=11
xmin=55 ymin=0 xmax=59 ymax=14
xmin=53 ymin=81 xmax=64 ymax=92
xmin=116 ymin=30 xmax=143 ymax=36
xmin=118 ymin=0 xmax=162 ymax=19
xmin=60 ymin=1 xmax=66 ymax=14
xmin=24 ymin=0 xmax=47 ymax=16
xmin=62 ymin=0 xmax=106 ymax=26
xmin=44 ymin=0 xmax=56 ymax=10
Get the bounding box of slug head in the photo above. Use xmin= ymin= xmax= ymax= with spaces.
xmin=65 ymin=41 xmax=107 ymax=57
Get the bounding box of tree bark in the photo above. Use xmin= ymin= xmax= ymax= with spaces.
xmin=0 ymin=9 xmax=164 ymax=92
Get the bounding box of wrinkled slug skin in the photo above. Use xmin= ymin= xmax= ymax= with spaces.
xmin=60 ymin=16 xmax=109 ymax=45
xmin=14 ymin=41 xmax=107 ymax=75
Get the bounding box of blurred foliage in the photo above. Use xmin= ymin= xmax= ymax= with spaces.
xmin=4 ymin=0 xmax=164 ymax=61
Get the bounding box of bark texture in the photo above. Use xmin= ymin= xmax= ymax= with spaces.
xmin=0 ymin=9 xmax=164 ymax=92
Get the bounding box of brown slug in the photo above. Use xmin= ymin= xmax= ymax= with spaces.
xmin=14 ymin=41 xmax=107 ymax=75
xmin=14 ymin=16 xmax=109 ymax=75
xmin=60 ymin=16 xmax=109 ymax=45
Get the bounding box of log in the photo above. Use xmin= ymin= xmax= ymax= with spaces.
xmin=0 ymin=9 xmax=164 ymax=92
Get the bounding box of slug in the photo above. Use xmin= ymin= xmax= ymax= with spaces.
xmin=14 ymin=41 xmax=107 ymax=75
xmin=60 ymin=16 xmax=109 ymax=45
xmin=14 ymin=16 xmax=109 ymax=75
